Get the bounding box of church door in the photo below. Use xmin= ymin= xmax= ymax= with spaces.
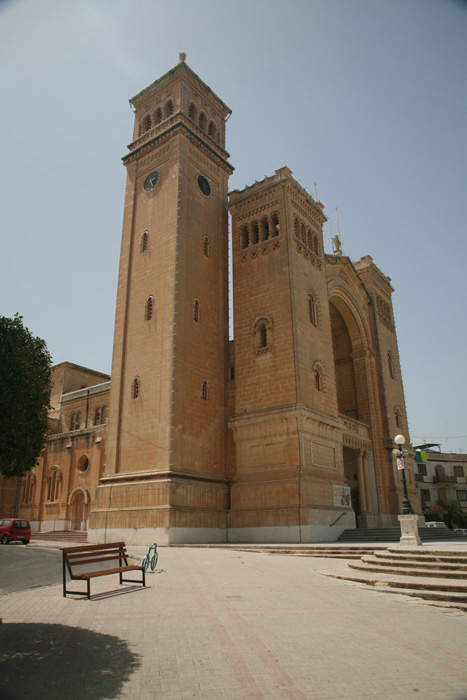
xmin=71 ymin=492 xmax=85 ymax=531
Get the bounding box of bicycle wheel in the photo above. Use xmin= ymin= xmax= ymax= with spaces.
xmin=141 ymin=554 xmax=149 ymax=572
xmin=150 ymin=550 xmax=158 ymax=571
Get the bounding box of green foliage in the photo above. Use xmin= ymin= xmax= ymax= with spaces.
xmin=0 ymin=314 xmax=52 ymax=479
xmin=444 ymin=506 xmax=467 ymax=530
xmin=424 ymin=504 xmax=444 ymax=522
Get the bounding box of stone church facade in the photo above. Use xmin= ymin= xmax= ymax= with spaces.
xmin=0 ymin=58 xmax=420 ymax=543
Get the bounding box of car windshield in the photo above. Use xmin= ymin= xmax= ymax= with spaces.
xmin=0 ymin=520 xmax=12 ymax=527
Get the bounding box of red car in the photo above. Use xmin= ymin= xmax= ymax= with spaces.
xmin=0 ymin=519 xmax=31 ymax=544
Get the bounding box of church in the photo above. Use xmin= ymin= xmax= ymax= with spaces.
xmin=1 ymin=57 xmax=419 ymax=544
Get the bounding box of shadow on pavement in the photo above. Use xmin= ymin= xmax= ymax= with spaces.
xmin=0 ymin=623 xmax=140 ymax=700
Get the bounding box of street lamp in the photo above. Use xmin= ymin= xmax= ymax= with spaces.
xmin=394 ymin=434 xmax=413 ymax=515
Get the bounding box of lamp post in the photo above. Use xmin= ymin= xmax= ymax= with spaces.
xmin=394 ymin=434 xmax=413 ymax=514
xmin=394 ymin=434 xmax=421 ymax=546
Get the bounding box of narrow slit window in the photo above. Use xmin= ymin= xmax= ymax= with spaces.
xmin=194 ymin=298 xmax=201 ymax=323
xmin=240 ymin=225 xmax=250 ymax=249
xmin=201 ymin=379 xmax=209 ymax=401
xmin=309 ymin=292 xmax=318 ymax=327
xmin=203 ymin=236 xmax=210 ymax=258
xmin=145 ymin=296 xmax=154 ymax=321
xmin=131 ymin=377 xmax=140 ymax=399
xmin=141 ymin=231 xmax=149 ymax=253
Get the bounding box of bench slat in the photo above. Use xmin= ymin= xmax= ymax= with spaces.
xmin=75 ymin=565 xmax=144 ymax=580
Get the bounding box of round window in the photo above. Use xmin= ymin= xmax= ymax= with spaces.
xmin=77 ymin=455 xmax=89 ymax=473
xmin=197 ymin=174 xmax=211 ymax=197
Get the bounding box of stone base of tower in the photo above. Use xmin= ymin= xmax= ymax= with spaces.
xmin=227 ymin=505 xmax=355 ymax=543
xmin=88 ymin=471 xmax=229 ymax=545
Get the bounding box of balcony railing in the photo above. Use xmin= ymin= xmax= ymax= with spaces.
xmin=433 ymin=475 xmax=457 ymax=483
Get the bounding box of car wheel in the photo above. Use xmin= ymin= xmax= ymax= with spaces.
xmin=23 ymin=540 xmax=30 ymax=545
xmin=1 ymin=534 xmax=9 ymax=545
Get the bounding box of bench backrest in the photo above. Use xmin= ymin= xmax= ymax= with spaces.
xmin=62 ymin=542 xmax=129 ymax=574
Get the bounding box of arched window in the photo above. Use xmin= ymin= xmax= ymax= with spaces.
xmin=154 ymin=107 xmax=162 ymax=125
xmin=131 ymin=377 xmax=140 ymax=399
xmin=76 ymin=412 xmax=81 ymax=430
xmin=193 ymin=298 xmax=201 ymax=323
xmin=94 ymin=407 xmax=101 ymax=425
xmin=141 ymin=231 xmax=149 ymax=253
xmin=164 ymin=99 xmax=174 ymax=119
xmin=261 ymin=217 xmax=270 ymax=241
xmin=145 ymin=296 xmax=154 ymax=321
xmin=47 ymin=468 xmax=61 ymax=502
xmin=188 ymin=102 xmax=197 ymax=120
xmin=294 ymin=216 xmax=299 ymax=239
xmin=395 ymin=407 xmax=402 ymax=428
xmin=201 ymin=379 xmax=209 ymax=401
xmin=144 ymin=114 xmax=152 ymax=132
xmin=306 ymin=228 xmax=312 ymax=248
xmin=271 ymin=212 xmax=280 ymax=236
xmin=314 ymin=365 xmax=323 ymax=392
xmin=101 ymin=406 xmax=107 ymax=423
xmin=308 ymin=292 xmax=318 ymax=327
xmin=251 ymin=221 xmax=260 ymax=245
xmin=70 ymin=413 xmax=76 ymax=431
xmin=300 ymin=223 xmax=306 ymax=244
xmin=255 ymin=318 xmax=271 ymax=351
xmin=198 ymin=112 xmax=206 ymax=131
xmin=388 ymin=352 xmax=395 ymax=379
xmin=312 ymin=234 xmax=320 ymax=255
xmin=240 ymin=225 xmax=249 ymax=249
xmin=203 ymin=236 xmax=210 ymax=258
xmin=21 ymin=471 xmax=35 ymax=504
xmin=208 ymin=121 xmax=216 ymax=140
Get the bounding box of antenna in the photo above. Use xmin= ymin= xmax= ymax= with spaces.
xmin=314 ymin=181 xmax=318 ymax=200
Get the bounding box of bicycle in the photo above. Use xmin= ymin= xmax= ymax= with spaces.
xmin=141 ymin=543 xmax=158 ymax=572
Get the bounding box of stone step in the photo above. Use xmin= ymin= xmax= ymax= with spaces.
xmin=321 ymin=569 xmax=467 ymax=597
xmin=349 ymin=560 xmax=467 ymax=579
xmin=338 ymin=527 xmax=467 ymax=542
xmin=32 ymin=530 xmax=88 ymax=542
xmin=374 ymin=550 xmax=467 ymax=564
xmin=362 ymin=554 xmax=467 ymax=571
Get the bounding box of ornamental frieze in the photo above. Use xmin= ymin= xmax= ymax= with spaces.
xmin=240 ymin=239 xmax=280 ymax=262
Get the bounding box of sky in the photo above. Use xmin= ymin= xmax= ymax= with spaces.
xmin=0 ymin=0 xmax=466 ymax=453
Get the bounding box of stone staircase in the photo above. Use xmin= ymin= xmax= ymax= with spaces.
xmin=225 ymin=545 xmax=386 ymax=559
xmin=321 ymin=548 xmax=467 ymax=611
xmin=337 ymin=527 xmax=467 ymax=543
xmin=32 ymin=530 xmax=88 ymax=544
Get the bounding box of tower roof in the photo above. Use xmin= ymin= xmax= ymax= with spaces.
xmin=130 ymin=59 xmax=231 ymax=118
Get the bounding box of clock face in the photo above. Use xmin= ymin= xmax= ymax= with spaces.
xmin=197 ymin=174 xmax=211 ymax=197
xmin=144 ymin=171 xmax=160 ymax=192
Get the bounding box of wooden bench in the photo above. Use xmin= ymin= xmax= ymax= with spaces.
xmin=61 ymin=542 xmax=145 ymax=600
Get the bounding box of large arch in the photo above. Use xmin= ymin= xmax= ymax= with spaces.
xmin=68 ymin=485 xmax=91 ymax=531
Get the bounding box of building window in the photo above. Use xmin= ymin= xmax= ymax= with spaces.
xmin=198 ymin=112 xmax=206 ymax=130
xmin=251 ymin=221 xmax=260 ymax=246
xmin=131 ymin=377 xmax=140 ymax=399
xmin=77 ymin=455 xmax=89 ymax=473
xmin=75 ymin=412 xmax=81 ymax=430
xmin=312 ymin=234 xmax=320 ymax=256
xmin=271 ymin=211 xmax=280 ymax=236
xmin=203 ymin=235 xmax=210 ymax=258
xmin=314 ymin=365 xmax=323 ymax=392
xmin=240 ymin=225 xmax=249 ymax=249
xmin=145 ymin=296 xmax=154 ymax=321
xmin=101 ymin=406 xmax=107 ymax=423
xmin=144 ymin=114 xmax=152 ymax=132
xmin=94 ymin=407 xmax=101 ymax=425
xmin=454 ymin=465 xmax=464 ymax=477
xmin=70 ymin=413 xmax=76 ymax=431
xmin=201 ymin=379 xmax=209 ymax=401
xmin=255 ymin=318 xmax=271 ymax=351
xmin=261 ymin=217 xmax=270 ymax=241
xmin=164 ymin=99 xmax=174 ymax=118
xmin=141 ymin=231 xmax=149 ymax=253
xmin=229 ymin=366 xmax=235 ymax=382
xmin=21 ymin=471 xmax=35 ymax=504
xmin=188 ymin=102 xmax=196 ymax=120
xmin=418 ymin=464 xmax=427 ymax=476
xmin=388 ymin=352 xmax=395 ymax=379
xmin=193 ymin=298 xmax=201 ymax=323
xmin=420 ymin=489 xmax=430 ymax=502
xmin=154 ymin=107 xmax=162 ymax=125
xmin=308 ymin=292 xmax=318 ymax=327
xmin=457 ymin=490 xmax=467 ymax=501
xmin=208 ymin=121 xmax=217 ymax=140
xmin=47 ymin=468 xmax=61 ymax=502
xmin=395 ymin=408 xmax=401 ymax=428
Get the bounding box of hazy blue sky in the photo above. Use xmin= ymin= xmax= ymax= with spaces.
xmin=0 ymin=0 xmax=466 ymax=452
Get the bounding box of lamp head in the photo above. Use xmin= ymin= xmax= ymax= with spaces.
xmin=394 ymin=434 xmax=406 ymax=446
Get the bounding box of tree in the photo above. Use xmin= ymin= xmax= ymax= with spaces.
xmin=0 ymin=315 xmax=52 ymax=481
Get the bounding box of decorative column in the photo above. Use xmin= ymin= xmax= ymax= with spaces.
xmin=362 ymin=451 xmax=372 ymax=513
xmin=356 ymin=451 xmax=367 ymax=513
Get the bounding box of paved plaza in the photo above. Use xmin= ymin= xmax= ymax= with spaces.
xmin=1 ymin=544 xmax=466 ymax=700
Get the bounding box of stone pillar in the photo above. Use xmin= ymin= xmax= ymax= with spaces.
xmin=362 ymin=452 xmax=372 ymax=513
xmin=398 ymin=514 xmax=422 ymax=547
xmin=356 ymin=452 xmax=367 ymax=513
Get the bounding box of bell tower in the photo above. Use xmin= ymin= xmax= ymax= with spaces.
xmin=89 ymin=57 xmax=233 ymax=544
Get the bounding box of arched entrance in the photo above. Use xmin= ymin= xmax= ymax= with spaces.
xmin=69 ymin=488 xmax=90 ymax=531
